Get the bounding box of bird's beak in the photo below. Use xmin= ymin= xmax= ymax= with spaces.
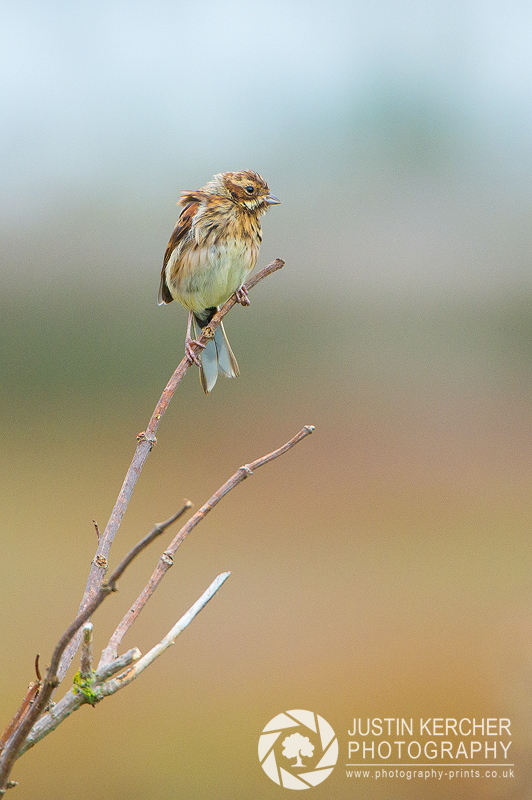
xmin=265 ymin=194 xmax=281 ymax=205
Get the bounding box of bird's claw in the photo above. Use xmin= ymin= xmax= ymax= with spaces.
xmin=185 ymin=336 xmax=205 ymax=367
xmin=234 ymin=285 xmax=251 ymax=306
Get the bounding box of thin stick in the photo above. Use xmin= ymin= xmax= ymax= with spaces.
xmin=99 ymin=425 xmax=314 ymax=665
xmin=111 ymin=503 xmax=193 ymax=586
xmin=79 ymin=624 xmax=93 ymax=680
xmin=0 ymin=509 xmax=184 ymax=794
xmin=19 ymin=565 xmax=229 ymax=758
xmin=58 ymin=258 xmax=284 ymax=680
xmin=0 ymin=659 xmax=42 ymax=754
xmin=0 ymin=684 xmax=41 ymax=755
xmin=101 ymin=572 xmax=231 ymax=694
xmin=19 ymin=649 xmax=142 ymax=757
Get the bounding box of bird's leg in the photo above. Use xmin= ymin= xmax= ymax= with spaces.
xmin=234 ymin=284 xmax=251 ymax=306
xmin=184 ymin=311 xmax=205 ymax=367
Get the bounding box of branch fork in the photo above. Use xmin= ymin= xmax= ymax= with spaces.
xmin=0 ymin=258 xmax=315 ymax=796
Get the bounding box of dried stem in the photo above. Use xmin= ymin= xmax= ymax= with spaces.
xmin=59 ymin=258 xmax=284 ymax=680
xmin=17 ymin=571 xmax=230 ymax=759
xmin=99 ymin=425 xmax=315 ymax=666
xmin=0 ymin=255 xmax=315 ymax=796
xmin=0 ymin=509 xmax=183 ymax=794
xmin=0 ymin=685 xmax=41 ymax=756
xmin=19 ymin=649 xmax=142 ymax=757
xmin=0 ymin=660 xmax=42 ymax=754
xmin=101 ymin=572 xmax=231 ymax=694
xmin=79 ymin=624 xmax=93 ymax=680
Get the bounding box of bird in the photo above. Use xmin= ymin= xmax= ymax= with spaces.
xmin=158 ymin=170 xmax=280 ymax=393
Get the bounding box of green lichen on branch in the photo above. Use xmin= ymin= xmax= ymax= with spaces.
xmin=72 ymin=671 xmax=101 ymax=707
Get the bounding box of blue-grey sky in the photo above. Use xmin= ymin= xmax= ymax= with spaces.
xmin=2 ymin=0 xmax=532 ymax=297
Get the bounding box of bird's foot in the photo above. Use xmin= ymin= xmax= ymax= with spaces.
xmin=185 ymin=336 xmax=205 ymax=367
xmin=234 ymin=284 xmax=251 ymax=306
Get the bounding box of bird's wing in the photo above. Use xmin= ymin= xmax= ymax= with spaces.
xmin=158 ymin=193 xmax=206 ymax=305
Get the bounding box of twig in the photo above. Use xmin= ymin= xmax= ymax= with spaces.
xmin=0 ymin=658 xmax=42 ymax=754
xmin=59 ymin=258 xmax=284 ymax=680
xmin=19 ymin=569 xmax=230 ymax=757
xmin=1 ymin=256 xmax=310 ymax=794
xmin=0 ymin=685 xmax=41 ymax=756
xmin=101 ymin=572 xmax=231 ymax=694
xmin=99 ymin=425 xmax=315 ymax=666
xmin=95 ymin=647 xmax=142 ymax=684
xmin=97 ymin=505 xmax=193 ymax=666
xmin=19 ymin=649 xmax=142 ymax=756
xmin=79 ymin=624 xmax=93 ymax=680
xmin=0 ymin=510 xmax=182 ymax=794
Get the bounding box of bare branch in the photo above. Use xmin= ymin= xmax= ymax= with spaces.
xmin=18 ymin=571 xmax=230 ymax=758
xmin=99 ymin=425 xmax=315 ymax=666
xmin=101 ymin=572 xmax=231 ymax=696
xmin=95 ymin=648 xmax=142 ymax=684
xmin=79 ymin=624 xmax=93 ymax=680
xmin=164 ymin=425 xmax=314 ymax=559
xmin=0 ymin=512 xmax=179 ymax=793
xmin=59 ymin=258 xmax=284 ymax=680
xmin=19 ymin=563 xmax=230 ymax=758
xmin=0 ymin=684 xmax=41 ymax=756
xmin=0 ymin=257 xmax=314 ymax=795
xmin=98 ymin=504 xmax=193 ymax=665
xmin=19 ymin=649 xmax=142 ymax=757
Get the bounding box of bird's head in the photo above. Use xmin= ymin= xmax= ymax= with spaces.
xmin=208 ymin=170 xmax=280 ymax=213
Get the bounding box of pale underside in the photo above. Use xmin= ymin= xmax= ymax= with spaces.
xmin=165 ymin=237 xmax=258 ymax=314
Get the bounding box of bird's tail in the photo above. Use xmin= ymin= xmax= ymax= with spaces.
xmin=192 ymin=312 xmax=239 ymax=394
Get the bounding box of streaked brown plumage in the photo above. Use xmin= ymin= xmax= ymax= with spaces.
xmin=158 ymin=170 xmax=280 ymax=392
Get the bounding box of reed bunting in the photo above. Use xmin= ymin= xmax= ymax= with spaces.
xmin=158 ymin=170 xmax=280 ymax=393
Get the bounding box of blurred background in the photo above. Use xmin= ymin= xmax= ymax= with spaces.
xmin=1 ymin=1 xmax=532 ymax=797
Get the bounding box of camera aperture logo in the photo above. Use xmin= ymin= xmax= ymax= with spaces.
xmin=258 ymin=710 xmax=338 ymax=789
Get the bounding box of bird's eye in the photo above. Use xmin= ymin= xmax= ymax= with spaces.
xmin=245 ymin=185 xmax=254 ymax=194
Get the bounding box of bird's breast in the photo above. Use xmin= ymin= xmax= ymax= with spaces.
xmin=167 ymin=237 xmax=258 ymax=313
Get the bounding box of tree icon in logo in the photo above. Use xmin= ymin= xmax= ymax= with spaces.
xmin=258 ymin=709 xmax=338 ymax=789
xmin=282 ymin=732 xmax=315 ymax=768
